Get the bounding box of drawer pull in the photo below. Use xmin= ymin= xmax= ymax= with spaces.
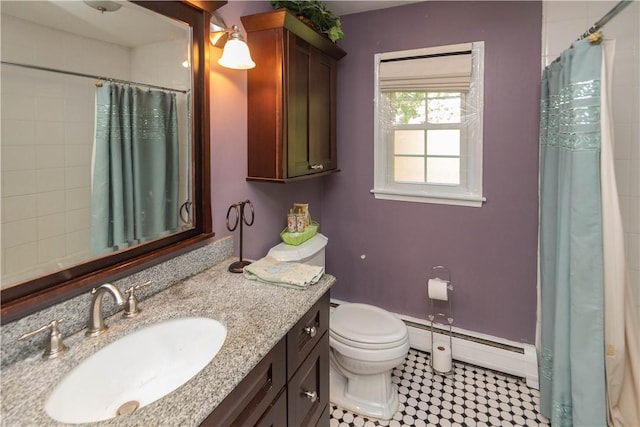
xmin=310 ymin=164 xmax=324 ymax=170
xmin=304 ymin=326 xmax=317 ymax=338
xmin=303 ymin=390 xmax=318 ymax=402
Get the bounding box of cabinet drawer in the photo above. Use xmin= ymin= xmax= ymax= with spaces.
xmin=200 ymin=339 xmax=286 ymax=427
xmin=287 ymin=333 xmax=329 ymax=427
xmin=286 ymin=292 xmax=329 ymax=379
xmin=255 ymin=389 xmax=287 ymax=427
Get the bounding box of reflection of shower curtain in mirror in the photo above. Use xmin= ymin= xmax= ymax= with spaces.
xmin=90 ymin=83 xmax=179 ymax=254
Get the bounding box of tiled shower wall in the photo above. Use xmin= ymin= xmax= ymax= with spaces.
xmin=542 ymin=1 xmax=640 ymax=321
xmin=1 ymin=14 xmax=131 ymax=286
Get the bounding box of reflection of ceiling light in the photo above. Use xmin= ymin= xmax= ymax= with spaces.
xmin=210 ymin=14 xmax=255 ymax=70
xmin=83 ymin=1 xmax=122 ymax=13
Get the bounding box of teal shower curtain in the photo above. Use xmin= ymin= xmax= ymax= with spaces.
xmin=90 ymin=83 xmax=179 ymax=254
xmin=539 ymin=38 xmax=607 ymax=426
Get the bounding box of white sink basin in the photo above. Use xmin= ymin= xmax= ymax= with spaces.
xmin=45 ymin=317 xmax=226 ymax=424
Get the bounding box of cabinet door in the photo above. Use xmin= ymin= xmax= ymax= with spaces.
xmin=287 ymin=333 xmax=329 ymax=427
xmin=314 ymin=404 xmax=330 ymax=427
xmin=286 ymin=34 xmax=337 ymax=179
xmin=287 ymin=33 xmax=311 ymax=178
xmin=308 ymin=49 xmax=337 ymax=173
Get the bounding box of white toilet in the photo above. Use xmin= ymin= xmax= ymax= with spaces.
xmin=268 ymin=234 xmax=409 ymax=420
xmin=329 ymin=303 xmax=409 ymax=420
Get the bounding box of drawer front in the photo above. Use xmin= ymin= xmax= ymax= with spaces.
xmin=287 ymin=292 xmax=329 ymax=379
xmin=255 ymin=389 xmax=287 ymax=427
xmin=287 ymin=332 xmax=329 ymax=427
xmin=200 ymin=338 xmax=286 ymax=427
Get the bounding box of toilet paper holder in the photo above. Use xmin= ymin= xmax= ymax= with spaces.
xmin=428 ymin=266 xmax=453 ymax=376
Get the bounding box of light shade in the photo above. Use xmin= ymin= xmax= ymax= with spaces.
xmin=211 ymin=22 xmax=255 ymax=70
xmin=218 ymin=38 xmax=255 ymax=70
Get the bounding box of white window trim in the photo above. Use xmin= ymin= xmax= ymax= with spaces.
xmin=371 ymin=42 xmax=486 ymax=208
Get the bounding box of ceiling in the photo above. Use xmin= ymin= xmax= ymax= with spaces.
xmin=0 ymin=1 xmax=421 ymax=49
xmin=0 ymin=1 xmax=186 ymax=48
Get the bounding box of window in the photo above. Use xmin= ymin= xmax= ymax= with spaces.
xmin=372 ymin=42 xmax=486 ymax=207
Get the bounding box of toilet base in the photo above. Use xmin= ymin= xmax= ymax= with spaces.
xmin=329 ymin=360 xmax=399 ymax=420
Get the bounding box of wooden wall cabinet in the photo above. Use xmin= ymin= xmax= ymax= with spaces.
xmin=241 ymin=10 xmax=346 ymax=182
xmin=200 ymin=292 xmax=330 ymax=426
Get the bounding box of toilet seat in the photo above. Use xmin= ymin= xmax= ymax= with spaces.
xmin=331 ymin=303 xmax=407 ymax=345
xmin=329 ymin=330 xmax=406 ymax=350
xmin=329 ymin=303 xmax=409 ymax=357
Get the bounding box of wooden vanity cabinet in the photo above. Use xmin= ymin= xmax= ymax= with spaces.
xmin=241 ymin=10 xmax=346 ymax=182
xmin=200 ymin=340 xmax=287 ymax=427
xmin=201 ymin=292 xmax=330 ymax=427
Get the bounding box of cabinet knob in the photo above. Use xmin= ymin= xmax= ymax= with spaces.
xmin=303 ymin=390 xmax=318 ymax=402
xmin=304 ymin=326 xmax=317 ymax=338
xmin=309 ymin=164 xmax=324 ymax=171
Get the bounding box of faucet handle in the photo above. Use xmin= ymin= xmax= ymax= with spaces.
xmin=19 ymin=319 xmax=67 ymax=359
xmin=123 ymin=280 xmax=152 ymax=318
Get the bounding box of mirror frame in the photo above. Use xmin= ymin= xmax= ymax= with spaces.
xmin=1 ymin=0 xmax=225 ymax=323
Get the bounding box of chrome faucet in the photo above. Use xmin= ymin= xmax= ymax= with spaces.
xmin=86 ymin=283 xmax=125 ymax=337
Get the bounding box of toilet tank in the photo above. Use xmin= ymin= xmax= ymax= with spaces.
xmin=267 ymin=234 xmax=328 ymax=268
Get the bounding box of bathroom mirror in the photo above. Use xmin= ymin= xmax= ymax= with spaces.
xmin=0 ymin=1 xmax=222 ymax=322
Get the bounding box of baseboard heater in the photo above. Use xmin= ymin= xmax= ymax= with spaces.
xmin=330 ymin=299 xmax=539 ymax=389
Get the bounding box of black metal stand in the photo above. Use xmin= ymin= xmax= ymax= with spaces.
xmin=226 ymin=200 xmax=255 ymax=273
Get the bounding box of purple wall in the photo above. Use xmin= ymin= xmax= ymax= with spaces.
xmin=209 ymin=1 xmax=542 ymax=344
xmin=321 ymin=1 xmax=542 ymax=343
xmin=210 ymin=1 xmax=325 ymax=261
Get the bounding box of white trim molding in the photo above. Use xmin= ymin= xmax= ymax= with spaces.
xmin=370 ymin=188 xmax=486 ymax=207
xmin=331 ymin=298 xmax=539 ymax=389
xmin=372 ymin=41 xmax=486 ymax=207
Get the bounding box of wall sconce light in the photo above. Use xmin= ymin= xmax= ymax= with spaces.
xmin=210 ymin=14 xmax=255 ymax=70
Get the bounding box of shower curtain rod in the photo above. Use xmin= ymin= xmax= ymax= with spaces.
xmin=578 ymin=0 xmax=633 ymax=40
xmin=0 ymin=60 xmax=189 ymax=94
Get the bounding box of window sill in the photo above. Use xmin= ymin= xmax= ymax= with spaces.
xmin=371 ymin=188 xmax=486 ymax=207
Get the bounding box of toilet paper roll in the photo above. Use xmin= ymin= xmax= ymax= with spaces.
xmin=432 ymin=343 xmax=452 ymax=373
xmin=428 ymin=278 xmax=449 ymax=301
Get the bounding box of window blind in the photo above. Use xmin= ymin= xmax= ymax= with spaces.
xmin=379 ymin=43 xmax=473 ymax=92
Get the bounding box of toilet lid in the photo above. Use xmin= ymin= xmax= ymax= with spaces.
xmin=331 ymin=303 xmax=407 ymax=345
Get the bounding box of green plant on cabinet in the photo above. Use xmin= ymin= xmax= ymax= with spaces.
xmin=270 ymin=0 xmax=344 ymax=42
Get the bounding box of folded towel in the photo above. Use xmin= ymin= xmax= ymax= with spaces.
xmin=243 ymin=256 xmax=324 ymax=289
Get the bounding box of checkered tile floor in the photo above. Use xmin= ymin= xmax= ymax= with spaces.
xmin=330 ymin=348 xmax=550 ymax=427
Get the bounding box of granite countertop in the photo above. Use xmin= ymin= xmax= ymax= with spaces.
xmin=1 ymin=259 xmax=335 ymax=426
